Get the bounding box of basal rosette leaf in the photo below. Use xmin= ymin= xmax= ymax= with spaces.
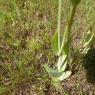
xmin=44 ymin=64 xmax=63 ymax=77
xmin=44 ymin=64 xmax=71 ymax=81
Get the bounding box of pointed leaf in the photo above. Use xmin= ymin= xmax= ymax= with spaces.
xmin=62 ymin=41 xmax=70 ymax=55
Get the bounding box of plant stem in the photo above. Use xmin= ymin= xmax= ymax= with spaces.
xmin=60 ymin=5 xmax=77 ymax=55
xmin=58 ymin=0 xmax=62 ymax=51
xmin=66 ymin=5 xmax=76 ymax=43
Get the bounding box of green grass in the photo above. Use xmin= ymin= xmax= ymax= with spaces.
xmin=0 ymin=0 xmax=95 ymax=95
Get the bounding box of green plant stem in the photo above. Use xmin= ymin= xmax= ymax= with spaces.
xmin=60 ymin=5 xmax=77 ymax=55
xmin=58 ymin=0 xmax=62 ymax=50
xmin=66 ymin=5 xmax=76 ymax=43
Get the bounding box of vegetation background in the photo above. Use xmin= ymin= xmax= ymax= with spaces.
xmin=0 ymin=0 xmax=95 ymax=95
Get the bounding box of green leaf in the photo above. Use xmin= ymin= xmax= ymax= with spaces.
xmin=62 ymin=41 xmax=70 ymax=55
xmin=59 ymin=71 xmax=72 ymax=81
xmin=44 ymin=64 xmax=63 ymax=77
xmin=52 ymin=31 xmax=60 ymax=56
xmin=84 ymin=30 xmax=94 ymax=48
xmin=60 ymin=36 xmax=70 ymax=55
